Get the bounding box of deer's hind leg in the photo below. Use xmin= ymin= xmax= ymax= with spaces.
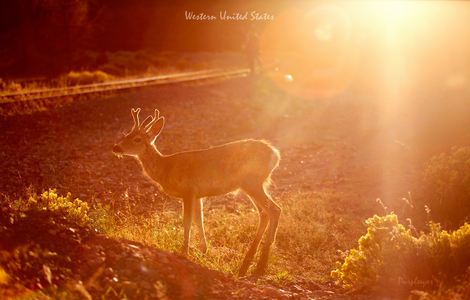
xmin=238 ymin=203 xmax=269 ymax=276
xmin=255 ymin=190 xmax=280 ymax=276
xmin=239 ymin=182 xmax=280 ymax=276
xmin=242 ymin=182 xmax=281 ymax=276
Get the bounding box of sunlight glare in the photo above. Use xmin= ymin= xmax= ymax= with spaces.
xmin=284 ymin=74 xmax=294 ymax=82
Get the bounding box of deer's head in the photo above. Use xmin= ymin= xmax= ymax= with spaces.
xmin=113 ymin=108 xmax=165 ymax=157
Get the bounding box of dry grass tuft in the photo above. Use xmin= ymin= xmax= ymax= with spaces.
xmin=63 ymin=70 xmax=114 ymax=86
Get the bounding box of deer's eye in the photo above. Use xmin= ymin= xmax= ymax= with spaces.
xmin=133 ymin=137 xmax=143 ymax=143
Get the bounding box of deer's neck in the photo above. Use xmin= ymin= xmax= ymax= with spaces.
xmin=138 ymin=143 xmax=166 ymax=183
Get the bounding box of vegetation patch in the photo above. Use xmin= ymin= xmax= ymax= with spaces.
xmin=104 ymin=190 xmax=360 ymax=282
xmin=421 ymin=146 xmax=470 ymax=227
xmin=62 ymin=70 xmax=114 ymax=86
xmin=331 ymin=213 xmax=470 ymax=296
xmin=0 ymin=189 xmax=309 ymax=299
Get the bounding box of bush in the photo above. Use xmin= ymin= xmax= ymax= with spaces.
xmin=331 ymin=213 xmax=470 ymax=295
xmin=63 ymin=70 xmax=113 ymax=85
xmin=0 ymin=79 xmax=23 ymax=93
xmin=3 ymin=189 xmax=90 ymax=226
xmin=0 ymin=189 xmax=95 ymax=293
xmin=422 ymin=146 xmax=470 ymax=227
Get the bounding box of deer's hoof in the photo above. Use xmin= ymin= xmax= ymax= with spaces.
xmin=253 ymin=263 xmax=267 ymax=276
xmin=253 ymin=269 xmax=266 ymax=277
xmin=199 ymin=243 xmax=208 ymax=254
xmin=180 ymin=246 xmax=189 ymax=257
xmin=238 ymin=265 xmax=249 ymax=277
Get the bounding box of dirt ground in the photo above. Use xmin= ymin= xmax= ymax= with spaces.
xmin=0 ymin=76 xmax=422 ymax=207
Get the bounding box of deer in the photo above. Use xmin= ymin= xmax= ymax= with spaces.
xmin=112 ymin=108 xmax=281 ymax=276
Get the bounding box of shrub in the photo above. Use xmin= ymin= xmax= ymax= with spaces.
xmin=63 ymin=70 xmax=113 ymax=85
xmin=3 ymin=189 xmax=90 ymax=226
xmin=0 ymin=190 xmax=95 ymax=294
xmin=0 ymin=267 xmax=9 ymax=285
xmin=331 ymin=213 xmax=470 ymax=295
xmin=0 ymin=80 xmax=23 ymax=93
xmin=422 ymin=146 xmax=470 ymax=227
xmin=424 ymin=270 xmax=470 ymax=299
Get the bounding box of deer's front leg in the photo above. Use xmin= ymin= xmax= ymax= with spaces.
xmin=181 ymin=195 xmax=195 ymax=255
xmin=193 ymin=198 xmax=208 ymax=253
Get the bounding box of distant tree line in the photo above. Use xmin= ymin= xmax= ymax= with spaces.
xmin=0 ymin=0 xmax=269 ymax=77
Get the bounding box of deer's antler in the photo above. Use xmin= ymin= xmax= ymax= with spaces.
xmin=131 ymin=108 xmax=141 ymax=130
xmin=144 ymin=109 xmax=161 ymax=132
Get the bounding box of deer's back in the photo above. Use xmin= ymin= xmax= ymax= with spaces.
xmin=160 ymin=139 xmax=279 ymax=197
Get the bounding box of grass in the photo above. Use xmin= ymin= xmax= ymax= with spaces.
xmin=62 ymin=70 xmax=114 ymax=86
xmin=103 ymin=189 xmax=362 ymax=282
xmin=4 ymin=187 xmax=469 ymax=298
xmin=1 ymin=50 xmax=240 ymax=94
xmin=0 ymin=50 xmax=244 ymax=117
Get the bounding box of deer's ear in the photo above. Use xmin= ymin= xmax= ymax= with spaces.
xmin=146 ymin=117 xmax=165 ymax=143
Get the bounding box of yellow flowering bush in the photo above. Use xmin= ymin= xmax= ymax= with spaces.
xmin=0 ymin=189 xmax=95 ymax=294
xmin=331 ymin=213 xmax=470 ymax=293
xmin=7 ymin=189 xmax=90 ymax=226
